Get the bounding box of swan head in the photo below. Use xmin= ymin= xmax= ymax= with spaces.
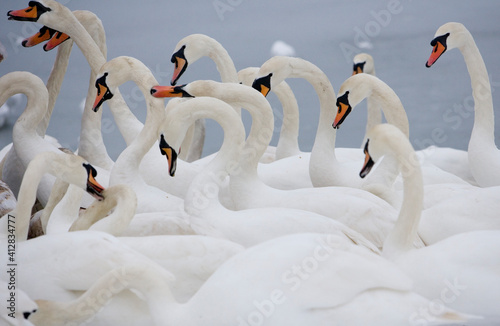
xmin=92 ymin=73 xmax=114 ymax=112
xmin=7 ymin=1 xmax=52 ymax=22
xmin=21 ymin=26 xmax=55 ymax=48
xmin=352 ymin=53 xmax=375 ymax=75
xmin=170 ymin=34 xmax=221 ymax=85
xmin=150 ymin=84 xmax=194 ymax=98
xmin=251 ymin=73 xmax=272 ymax=97
xmin=83 ymin=163 xmax=105 ymax=200
xmin=159 ymin=134 xmax=178 ymax=177
xmin=426 ymin=22 xmax=469 ymax=67
xmin=171 ymin=45 xmax=188 ymax=86
xmin=333 ymin=91 xmax=352 ymax=129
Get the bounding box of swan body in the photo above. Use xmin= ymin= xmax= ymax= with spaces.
xmin=0 ymin=180 xmax=16 ymax=217
xmin=29 ymin=234 xmax=472 ymax=326
xmin=93 ymin=56 xmax=184 ymax=213
xmin=362 ymin=123 xmax=500 ymax=319
xmin=426 ymin=22 xmax=500 ymax=187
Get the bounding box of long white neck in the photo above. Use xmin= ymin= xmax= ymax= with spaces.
xmin=40 ymin=178 xmax=69 ymax=232
xmin=205 ymin=39 xmax=238 ymax=84
xmin=273 ymin=80 xmax=301 ymax=158
xmin=1 ymin=153 xmax=58 ymax=240
xmin=383 ymin=140 xmax=424 ymax=259
xmin=42 ymin=8 xmax=143 ymax=145
xmin=71 ymin=185 xmax=137 ymax=236
xmin=110 ymin=68 xmax=165 ymax=186
xmin=459 ymin=31 xmax=496 ymax=150
xmin=46 ymin=184 xmax=84 ymax=235
xmin=35 ymin=264 xmax=180 ymax=326
xmin=177 ymin=99 xmax=245 ymax=217
xmin=37 ymin=39 xmax=73 ymax=136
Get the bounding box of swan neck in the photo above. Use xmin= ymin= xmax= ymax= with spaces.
xmin=208 ymin=43 xmax=238 ymax=83
xmin=383 ymin=147 xmax=423 ymax=258
xmin=9 ymin=158 xmax=50 ymax=241
xmin=460 ymin=36 xmax=496 ymax=146
xmin=38 ymin=40 xmax=73 ymax=136
xmin=371 ymin=81 xmax=409 ymax=138
xmin=46 ymin=185 xmax=84 ymax=234
xmin=40 ymin=179 xmax=70 ymax=232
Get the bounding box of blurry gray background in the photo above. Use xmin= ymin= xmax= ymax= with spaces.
xmin=0 ymin=0 xmax=499 ymax=159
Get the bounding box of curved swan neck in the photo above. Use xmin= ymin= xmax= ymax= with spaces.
xmin=459 ymin=31 xmax=495 ymax=147
xmin=168 ymin=98 xmax=245 ymax=215
xmin=273 ymin=81 xmax=301 ymax=157
xmin=382 ymin=137 xmax=423 ymax=259
xmin=40 ymin=178 xmax=70 ymax=232
xmin=72 ymin=185 xmax=137 ymax=236
xmin=0 ymin=72 xmax=49 ymax=138
xmin=5 ymin=155 xmax=54 ymax=240
xmin=206 ymin=39 xmax=238 ymax=84
xmin=38 ymin=39 xmax=73 ymax=136
xmin=46 ymin=184 xmax=84 ymax=234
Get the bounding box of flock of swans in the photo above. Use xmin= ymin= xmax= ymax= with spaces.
xmin=0 ymin=1 xmax=499 ymax=325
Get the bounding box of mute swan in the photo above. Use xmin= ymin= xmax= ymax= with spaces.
xmin=156 ymin=94 xmax=383 ymax=251
xmin=152 ymin=81 xmax=415 ymax=249
xmin=352 ymin=53 xmax=383 ymax=143
xmin=238 ymin=67 xmax=301 ymax=161
xmin=361 ymin=123 xmax=500 ymax=320
xmin=335 ymin=73 xmax=476 ymax=208
xmin=29 ymin=234 xmax=472 ymax=326
xmin=0 ymin=72 xmax=109 ymax=207
xmin=20 ymin=10 xmax=115 ymax=170
xmin=251 ymin=56 xmax=395 ymax=191
xmin=70 ymin=184 xmax=195 ymax=237
xmin=0 ymin=280 xmax=38 ymax=326
xmin=0 ymin=151 xmax=104 ymax=241
xmin=426 ymin=22 xmax=500 ymax=187
xmin=8 ymin=0 xmax=149 ymax=149
xmin=92 ymin=56 xmax=185 ymax=212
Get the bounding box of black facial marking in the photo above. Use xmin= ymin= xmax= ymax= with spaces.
xmin=94 ymin=72 xmax=114 ymax=111
xmin=333 ymin=91 xmax=352 ymax=129
xmin=353 ymin=61 xmax=366 ymax=73
xmin=159 ymin=134 xmax=178 ymax=177
xmin=171 ymin=45 xmax=188 ymax=86
xmin=251 ymin=73 xmax=273 ymax=96
xmin=360 ymin=139 xmax=375 ymax=178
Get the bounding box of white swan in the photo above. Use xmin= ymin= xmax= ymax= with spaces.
xmin=361 ymin=123 xmax=500 ymax=320
xmin=28 ymin=234 xmax=472 ymax=326
xmin=335 ymin=73 xmax=477 ymax=208
xmin=92 ymin=56 xmax=185 ymax=212
xmin=352 ymin=53 xmax=383 ymax=142
xmin=8 ymin=0 xmax=150 ymax=149
xmin=426 ymin=22 xmax=500 ymax=187
xmin=157 ymin=94 xmax=382 ymax=251
xmin=238 ymin=67 xmax=301 ymax=161
xmin=152 ymin=81 xmax=417 ymax=248
xmin=21 ymin=10 xmax=115 ymax=171
xmin=69 ymin=184 xmax=195 ymax=237
xmin=252 ymin=56 xmax=390 ymax=190
xmin=0 ymin=151 xmax=104 ymax=241
xmin=0 ymin=72 xmax=108 ymax=207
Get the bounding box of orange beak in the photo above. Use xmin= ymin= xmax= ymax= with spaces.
xmin=352 ymin=66 xmax=363 ymax=75
xmin=159 ymin=134 xmax=178 ymax=177
xmin=426 ymin=33 xmax=449 ymax=68
xmin=332 ymin=92 xmax=351 ymax=129
xmin=44 ymin=31 xmax=70 ymax=51
xmin=171 ymin=57 xmax=187 ymax=86
xmin=7 ymin=2 xmax=51 ymax=22
xmin=359 ymin=140 xmax=375 ymax=178
xmin=22 ymin=26 xmax=55 ymax=47
xmin=150 ymin=85 xmax=193 ymax=98
xmin=83 ymin=163 xmax=105 ymax=200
